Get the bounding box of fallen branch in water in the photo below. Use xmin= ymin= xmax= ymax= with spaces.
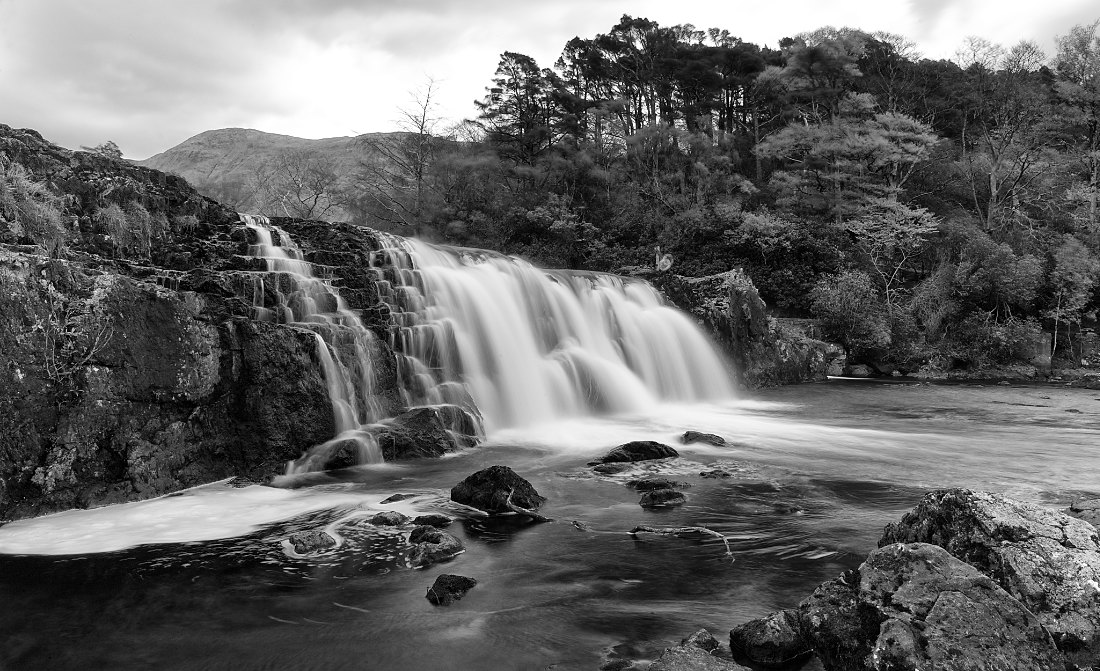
xmin=503 ymin=488 xmax=552 ymax=523
xmin=629 ymin=525 xmax=733 ymax=559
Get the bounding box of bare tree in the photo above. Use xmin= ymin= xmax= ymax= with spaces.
xmin=250 ymin=150 xmax=343 ymax=220
xmin=356 ymin=78 xmax=444 ymax=235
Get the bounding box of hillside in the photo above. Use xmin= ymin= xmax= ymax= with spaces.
xmin=137 ymin=128 xmax=409 ymax=221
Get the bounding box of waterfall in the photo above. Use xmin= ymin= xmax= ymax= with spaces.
xmin=240 ymin=214 xmax=384 ymax=466
xmin=240 ymin=215 xmax=736 ymax=469
xmin=370 ymin=237 xmax=736 ymax=433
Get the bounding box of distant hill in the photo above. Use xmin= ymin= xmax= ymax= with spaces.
xmin=137 ymin=128 xmax=408 ymax=221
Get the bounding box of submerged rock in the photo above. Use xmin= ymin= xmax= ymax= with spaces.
xmin=380 ymin=493 xmax=417 ymax=503
xmin=588 ymin=441 xmax=679 ymax=465
xmin=648 ymin=628 xmax=750 ymax=671
xmin=408 ymin=525 xmax=464 ymax=568
xmin=1067 ymin=498 xmax=1100 ymax=528
xmin=425 ymin=574 xmax=477 ymax=606
xmin=880 ymin=489 xmax=1100 ymax=667
xmin=592 ymin=463 xmax=631 ymax=475
xmin=287 ymin=530 xmax=336 ymax=554
xmin=627 ymin=477 xmax=688 ymax=491
xmin=639 ymin=488 xmax=687 ymax=508
xmin=681 ymin=431 xmax=726 ymax=446
xmin=450 ymin=465 xmax=546 ymax=514
xmin=799 ymin=542 xmax=1063 ymax=671
xmin=729 ymin=609 xmax=811 ymax=668
xmin=370 ymin=511 xmax=409 ymax=526
xmin=412 ymin=514 xmax=453 ymax=528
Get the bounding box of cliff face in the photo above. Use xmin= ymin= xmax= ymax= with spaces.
xmin=0 ymin=125 xmax=403 ymax=520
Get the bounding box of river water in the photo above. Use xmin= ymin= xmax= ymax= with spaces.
xmin=0 ymin=379 xmax=1097 ymax=670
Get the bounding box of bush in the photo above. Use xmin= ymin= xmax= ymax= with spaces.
xmin=810 ymin=270 xmax=891 ymax=358
xmin=0 ymin=156 xmax=68 ymax=256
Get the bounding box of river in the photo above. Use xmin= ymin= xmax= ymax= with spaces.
xmin=0 ymin=379 xmax=1097 ymax=670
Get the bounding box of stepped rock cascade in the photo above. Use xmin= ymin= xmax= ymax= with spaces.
xmin=241 ymin=215 xmax=385 ymax=467
xmin=370 ymin=236 xmax=737 ymax=433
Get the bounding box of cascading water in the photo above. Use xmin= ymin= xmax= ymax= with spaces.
xmin=370 ymin=236 xmax=736 ymax=433
xmin=241 ymin=214 xmax=385 ymax=467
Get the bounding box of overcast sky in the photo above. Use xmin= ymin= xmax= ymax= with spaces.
xmin=1 ymin=0 xmax=1097 ymax=159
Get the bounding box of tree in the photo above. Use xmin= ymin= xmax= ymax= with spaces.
xmin=810 ymin=270 xmax=892 ymax=357
xmin=475 ymin=52 xmax=564 ymax=166
xmin=357 ymin=79 xmax=445 ymax=235
xmin=1045 ymin=235 xmax=1100 ymax=356
xmin=250 ymin=150 xmax=343 ymax=220
xmin=1054 ymin=20 xmax=1100 ymax=231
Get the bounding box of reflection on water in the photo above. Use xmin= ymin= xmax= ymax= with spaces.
xmin=0 ymin=380 xmax=1097 ymax=670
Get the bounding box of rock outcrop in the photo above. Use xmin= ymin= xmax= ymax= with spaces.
xmin=729 ymin=489 xmax=1100 ymax=671
xmin=654 ymin=269 xmax=841 ymax=389
xmin=0 ymin=124 xmax=417 ymax=520
xmin=880 ymin=489 xmax=1100 ymax=667
xmin=588 ymin=441 xmax=679 ymax=465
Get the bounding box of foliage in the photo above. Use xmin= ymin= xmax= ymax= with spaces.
xmin=809 ymin=270 xmax=891 ymax=357
xmin=0 ymin=155 xmax=69 ymax=256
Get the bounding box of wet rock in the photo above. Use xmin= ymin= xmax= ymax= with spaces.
xmin=798 ymin=542 xmax=1063 ymax=671
xmin=425 ymin=574 xmax=477 ymax=606
xmin=649 ymin=628 xmax=750 ymax=670
xmin=627 ymin=477 xmax=688 ymax=492
xmin=408 ymin=525 xmax=464 ymax=568
xmin=320 ymin=438 xmax=363 ymax=471
xmin=592 ymin=463 xmax=631 ymax=475
xmin=380 ymin=493 xmax=417 ymax=503
xmin=880 ymin=489 xmax=1100 ymax=667
xmin=588 ymin=441 xmax=679 ymax=465
xmin=842 ymin=364 xmax=874 ymax=378
xmin=450 ymin=465 xmax=546 ymax=514
xmin=411 ymin=514 xmax=453 ymax=528
xmin=1067 ymin=498 xmax=1100 ymax=527
xmin=598 ymin=660 xmax=635 ymax=671
xmin=287 ymin=530 xmax=336 ymax=554
xmin=681 ymin=629 xmax=720 ymax=653
xmin=376 ymin=407 xmax=461 ymax=460
xmin=639 ymin=488 xmax=686 ymax=508
xmin=729 ymin=609 xmax=811 ymax=668
xmin=370 ymin=511 xmax=409 ymax=526
xmin=681 ymin=431 xmax=726 ymax=446
xmin=699 ymin=469 xmax=732 ymax=478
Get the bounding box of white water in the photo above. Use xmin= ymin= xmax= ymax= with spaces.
xmin=241 ymin=215 xmax=385 ymax=466
xmin=371 ymin=237 xmax=736 ymax=433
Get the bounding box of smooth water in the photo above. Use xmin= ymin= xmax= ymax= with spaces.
xmin=0 ymin=380 xmax=1097 ymax=670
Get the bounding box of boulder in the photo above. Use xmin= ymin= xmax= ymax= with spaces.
xmin=408 ymin=525 xmax=464 ymax=568
xmin=648 ymin=628 xmax=750 ymax=671
xmin=588 ymin=441 xmax=679 ymax=465
xmin=412 ymin=514 xmax=453 ymax=528
xmin=729 ymin=609 xmax=811 ymax=668
xmin=880 ymin=489 xmax=1100 ymax=667
xmin=287 ymin=530 xmax=336 ymax=554
xmin=375 ymin=407 xmax=460 ymax=460
xmin=370 ymin=511 xmax=409 ymax=526
xmin=799 ymin=543 xmax=1063 ymax=671
xmin=1067 ymin=498 xmax=1100 ymax=528
xmin=681 ymin=431 xmax=726 ymax=446
xmin=627 ymin=477 xmax=688 ymax=492
xmin=450 ymin=465 xmax=546 ymax=514
xmin=640 ymin=488 xmax=687 ymax=508
xmin=380 ymin=493 xmax=417 ymax=503
xmin=425 ymin=574 xmax=477 ymax=606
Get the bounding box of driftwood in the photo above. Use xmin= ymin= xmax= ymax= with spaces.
xmin=629 ymin=525 xmax=733 ymax=559
xmin=503 ymin=488 xmax=552 ymax=523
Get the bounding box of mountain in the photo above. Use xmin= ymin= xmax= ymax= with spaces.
xmin=137 ymin=128 xmax=408 ymax=221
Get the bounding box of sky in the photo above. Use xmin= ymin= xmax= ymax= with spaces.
xmin=1 ymin=0 xmax=1097 ymax=160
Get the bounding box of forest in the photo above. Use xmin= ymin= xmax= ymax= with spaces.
xmin=363 ymin=16 xmax=1097 ymax=374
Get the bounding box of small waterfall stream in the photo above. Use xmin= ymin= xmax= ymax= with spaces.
xmin=242 ymin=215 xmax=736 ymax=468
xmin=241 ymin=215 xmax=385 ymax=466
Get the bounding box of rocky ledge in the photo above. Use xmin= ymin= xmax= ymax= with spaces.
xmin=729 ymin=489 xmax=1100 ymax=671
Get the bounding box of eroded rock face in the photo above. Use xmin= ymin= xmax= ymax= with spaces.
xmin=450 ymin=465 xmax=546 ymax=514
xmin=880 ymin=489 xmax=1100 ymax=667
xmin=801 ymin=543 xmax=1063 ymax=671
